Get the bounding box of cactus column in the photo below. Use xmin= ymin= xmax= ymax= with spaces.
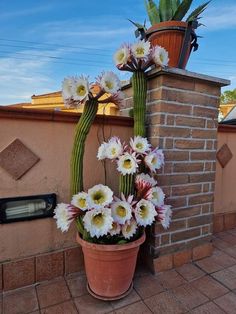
xmin=71 ymin=99 xmax=98 ymax=195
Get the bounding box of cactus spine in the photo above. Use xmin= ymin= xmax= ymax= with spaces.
xmin=71 ymin=99 xmax=98 ymax=195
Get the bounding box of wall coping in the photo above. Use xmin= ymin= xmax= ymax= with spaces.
xmin=0 ymin=106 xmax=133 ymax=127
xmin=218 ymin=124 xmax=236 ymax=133
xmin=122 ymin=67 xmax=230 ymax=90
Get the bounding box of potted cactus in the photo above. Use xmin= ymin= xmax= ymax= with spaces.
xmin=131 ymin=0 xmax=210 ymax=68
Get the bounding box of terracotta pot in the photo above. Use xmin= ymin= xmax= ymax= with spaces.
xmin=76 ymin=232 xmax=146 ymax=300
xmin=146 ymin=21 xmax=193 ymax=69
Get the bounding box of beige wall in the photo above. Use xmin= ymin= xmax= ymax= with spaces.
xmin=214 ymin=128 xmax=236 ymax=214
xmin=0 ymin=115 xmax=132 ymax=261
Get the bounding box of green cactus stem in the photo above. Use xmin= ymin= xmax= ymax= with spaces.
xmin=70 ymin=99 xmax=99 ymax=196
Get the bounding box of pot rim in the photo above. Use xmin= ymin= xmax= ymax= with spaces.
xmin=76 ymin=232 xmax=146 ymax=251
xmin=146 ymin=20 xmax=188 ymax=35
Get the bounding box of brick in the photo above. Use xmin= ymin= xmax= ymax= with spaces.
xmin=149 ymin=88 xmax=161 ymax=101
xmin=175 ymin=116 xmax=205 ymax=128
xmin=153 ymin=255 xmax=173 ymax=272
xmin=164 ymin=151 xmax=189 ymax=161
xmin=224 ymin=212 xmax=236 ymax=230
xmin=174 ymin=139 xmax=205 ymax=149
xmin=172 ymin=184 xmax=202 ymax=196
xmin=202 ymin=204 xmax=210 ymax=213
xmin=149 ymin=137 xmax=164 ymax=148
xmin=171 ymin=228 xmax=201 ymax=243
xmin=206 ymin=140 xmax=214 ymax=150
xmin=173 ymin=250 xmax=192 ymax=267
xmin=194 ymin=81 xmax=221 ymax=96
xmin=151 ymin=126 xmax=190 ymax=138
xmin=173 ymin=206 xmax=201 ymax=219
xmin=162 ymin=76 xmax=195 ymax=91
xmin=154 ymin=219 xmax=186 ymax=234
xmin=64 ymin=247 xmax=84 ymax=275
xmin=203 ymin=183 xmax=210 ymax=192
xmin=165 ymin=138 xmax=173 ymax=149
xmin=192 ymin=242 xmax=213 ymax=261
xmin=173 ymin=162 xmax=204 ymax=173
xmin=158 ymin=174 xmax=188 ymax=186
xmin=148 ymin=113 xmax=166 ymax=125
xmin=163 ymin=163 xmax=172 ymax=174
xmin=202 ymin=225 xmax=211 ymax=235
xmin=148 ymin=102 xmax=192 ymax=115
xmin=166 ymin=115 xmax=175 ymax=125
xmin=193 ymin=106 xmax=218 ymax=118
xmin=188 ymin=193 xmax=214 ymax=205
xmin=204 ymin=162 xmax=212 ymax=171
xmin=168 ymin=197 xmax=187 ymax=209
xmin=148 ymin=76 xmax=162 ymax=90
xmin=3 ymin=257 xmax=35 ymax=290
xmin=191 ymin=151 xmax=216 ymax=160
xmin=160 ymin=234 xmax=170 ymax=245
xmin=36 ymin=251 xmax=64 ymax=282
xmin=189 ymin=172 xmax=215 ymax=183
xmin=192 ymin=129 xmax=217 ymax=139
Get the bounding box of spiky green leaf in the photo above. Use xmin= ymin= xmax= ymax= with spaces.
xmin=186 ymin=1 xmax=211 ymax=22
xmin=145 ymin=0 xmax=160 ymax=25
xmin=172 ymin=0 xmax=193 ymax=21
xmin=171 ymin=0 xmax=179 ymax=16
xmin=159 ymin=0 xmax=173 ymax=21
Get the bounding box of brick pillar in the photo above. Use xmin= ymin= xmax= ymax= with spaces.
xmin=122 ymin=68 xmax=230 ymax=272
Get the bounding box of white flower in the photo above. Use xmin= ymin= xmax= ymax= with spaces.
xmin=71 ymin=76 xmax=89 ymax=102
xmin=121 ymin=219 xmax=137 ymax=239
xmin=136 ymin=173 xmax=157 ymax=187
xmin=144 ymin=149 xmax=164 ymax=172
xmin=109 ymin=222 xmax=121 ymax=236
xmin=117 ymin=152 xmax=139 ymax=175
xmin=62 ymin=77 xmax=75 ymax=100
xmin=97 ymin=142 xmax=108 ymax=160
xmin=131 ymin=40 xmax=151 ymax=59
xmin=135 ymin=199 xmax=156 ymax=227
xmin=71 ymin=192 xmax=88 ymax=211
xmin=113 ymin=45 xmax=130 ymax=66
xmin=130 ymin=136 xmax=151 ymax=154
xmin=111 ymin=201 xmax=132 ymax=224
xmin=83 ymin=208 xmax=113 ymax=237
xmin=99 ymin=71 xmax=121 ymax=94
xmin=157 ymin=205 xmax=172 ymax=229
xmin=149 ymin=187 xmax=165 ymax=207
xmin=106 ymin=137 xmax=123 ymax=159
xmin=88 ymin=184 xmax=113 ymax=209
xmin=152 ymin=45 xmax=169 ymax=67
xmin=54 ymin=203 xmax=73 ymax=232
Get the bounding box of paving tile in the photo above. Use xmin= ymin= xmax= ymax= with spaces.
xmin=36 ymin=278 xmax=71 ymax=309
xmin=191 ymin=301 xmax=225 ymax=314
xmin=41 ymin=300 xmax=78 ymax=314
xmin=144 ymin=290 xmax=188 ymax=314
xmin=195 ymin=256 xmax=224 ymax=274
xmin=0 ymin=295 xmax=2 ymax=314
xmin=216 ymin=233 xmax=236 ymax=245
xmin=176 ymin=263 xmax=205 ymax=281
xmin=66 ymin=274 xmax=87 ymax=298
xmin=74 ymin=294 xmax=113 ymax=314
xmin=133 ymin=274 xmax=164 ymax=299
xmin=212 ymin=268 xmax=236 ymax=290
xmin=157 ymin=269 xmax=186 ymax=289
xmin=221 ymin=245 xmax=236 ymax=259
xmin=114 ymin=300 xmax=152 ymax=314
xmin=192 ymin=275 xmax=229 ymax=299
xmin=213 ymin=238 xmax=232 ymax=250
xmin=214 ymin=292 xmax=236 ymax=313
xmin=172 ymin=283 xmax=209 ymax=310
xmin=3 ymin=286 xmax=38 ymax=314
xmin=111 ymin=289 xmax=140 ymax=310
xmin=213 ymin=250 xmax=236 ymax=268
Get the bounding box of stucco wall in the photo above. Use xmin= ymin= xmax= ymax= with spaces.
xmin=0 ymin=110 xmax=133 ymax=261
xmin=214 ymin=125 xmax=236 ymax=214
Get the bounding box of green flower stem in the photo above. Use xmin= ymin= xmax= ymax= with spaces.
xmin=70 ymin=99 xmax=99 ymax=196
xmin=132 ymin=71 xmax=147 ymax=137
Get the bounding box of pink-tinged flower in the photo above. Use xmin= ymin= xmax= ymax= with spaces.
xmin=148 ymin=186 xmax=165 ymax=207
xmin=157 ymin=205 xmax=172 ymax=229
xmin=135 ymin=174 xmax=153 ymax=200
xmin=144 ymin=148 xmax=164 ymax=172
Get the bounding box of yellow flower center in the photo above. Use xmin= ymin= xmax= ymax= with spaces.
xmin=92 ymin=213 xmax=104 ymax=227
xmin=78 ymin=198 xmax=86 ymax=208
xmin=123 ymin=159 xmax=132 ymax=169
xmin=151 ymin=156 xmax=157 ymax=165
xmin=118 ymin=52 xmax=125 ymax=62
xmin=116 ymin=205 xmax=126 ymax=217
xmin=76 ymin=84 xmax=86 ymax=96
xmin=111 ymin=147 xmax=117 ymax=156
xmin=152 ymin=192 xmax=158 ymax=200
xmin=126 ymin=224 xmax=132 ymax=233
xmin=140 ymin=205 xmax=148 ymax=218
xmin=136 ymin=47 xmax=145 ymax=56
xmin=136 ymin=142 xmax=143 ymax=150
xmin=105 ymin=80 xmax=113 ymax=90
xmin=160 ymin=54 xmax=164 ymax=62
xmin=92 ymin=191 xmax=105 ymax=204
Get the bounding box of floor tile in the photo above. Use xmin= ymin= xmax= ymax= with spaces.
xmin=111 ymin=289 xmax=140 ymax=310
xmin=114 ymin=300 xmax=152 ymax=314
xmin=36 ymin=278 xmax=71 ymax=309
xmin=196 ymin=256 xmax=224 ymax=273
xmin=3 ymin=286 xmax=38 ymax=314
xmin=172 ymin=283 xmax=209 ymax=310
xmin=216 ymin=233 xmax=236 ymax=245
xmin=157 ymin=269 xmax=186 ymax=289
xmin=221 ymin=245 xmax=236 ymax=259
xmin=212 ymin=268 xmax=236 ymax=290
xmin=192 ymin=275 xmax=229 ymax=299
xmin=191 ymin=301 xmax=225 ymax=314
xmin=41 ymin=300 xmax=78 ymax=314
xmin=74 ymin=294 xmax=113 ymax=314
xmin=144 ymin=290 xmax=188 ymax=314
xmin=213 ymin=238 xmax=232 ymax=250
xmin=66 ymin=274 xmax=87 ymax=298
xmin=176 ymin=263 xmax=205 ymax=281
xmin=214 ymin=292 xmax=236 ymax=313
xmin=133 ymin=274 xmax=164 ymax=299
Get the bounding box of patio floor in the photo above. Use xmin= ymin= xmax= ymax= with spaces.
xmin=2 ymin=229 xmax=236 ymax=314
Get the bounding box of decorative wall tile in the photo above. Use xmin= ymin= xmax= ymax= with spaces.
xmin=216 ymin=144 xmax=233 ymax=168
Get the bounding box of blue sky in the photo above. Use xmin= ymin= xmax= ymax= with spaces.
xmin=0 ymin=0 xmax=236 ymax=105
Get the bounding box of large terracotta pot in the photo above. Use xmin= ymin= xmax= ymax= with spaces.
xmin=146 ymin=21 xmax=193 ymax=69
xmin=76 ymin=232 xmax=146 ymax=300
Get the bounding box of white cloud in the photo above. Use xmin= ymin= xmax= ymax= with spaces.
xmin=0 ymin=5 xmax=53 ymax=19
xmin=203 ymin=4 xmax=236 ymax=31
